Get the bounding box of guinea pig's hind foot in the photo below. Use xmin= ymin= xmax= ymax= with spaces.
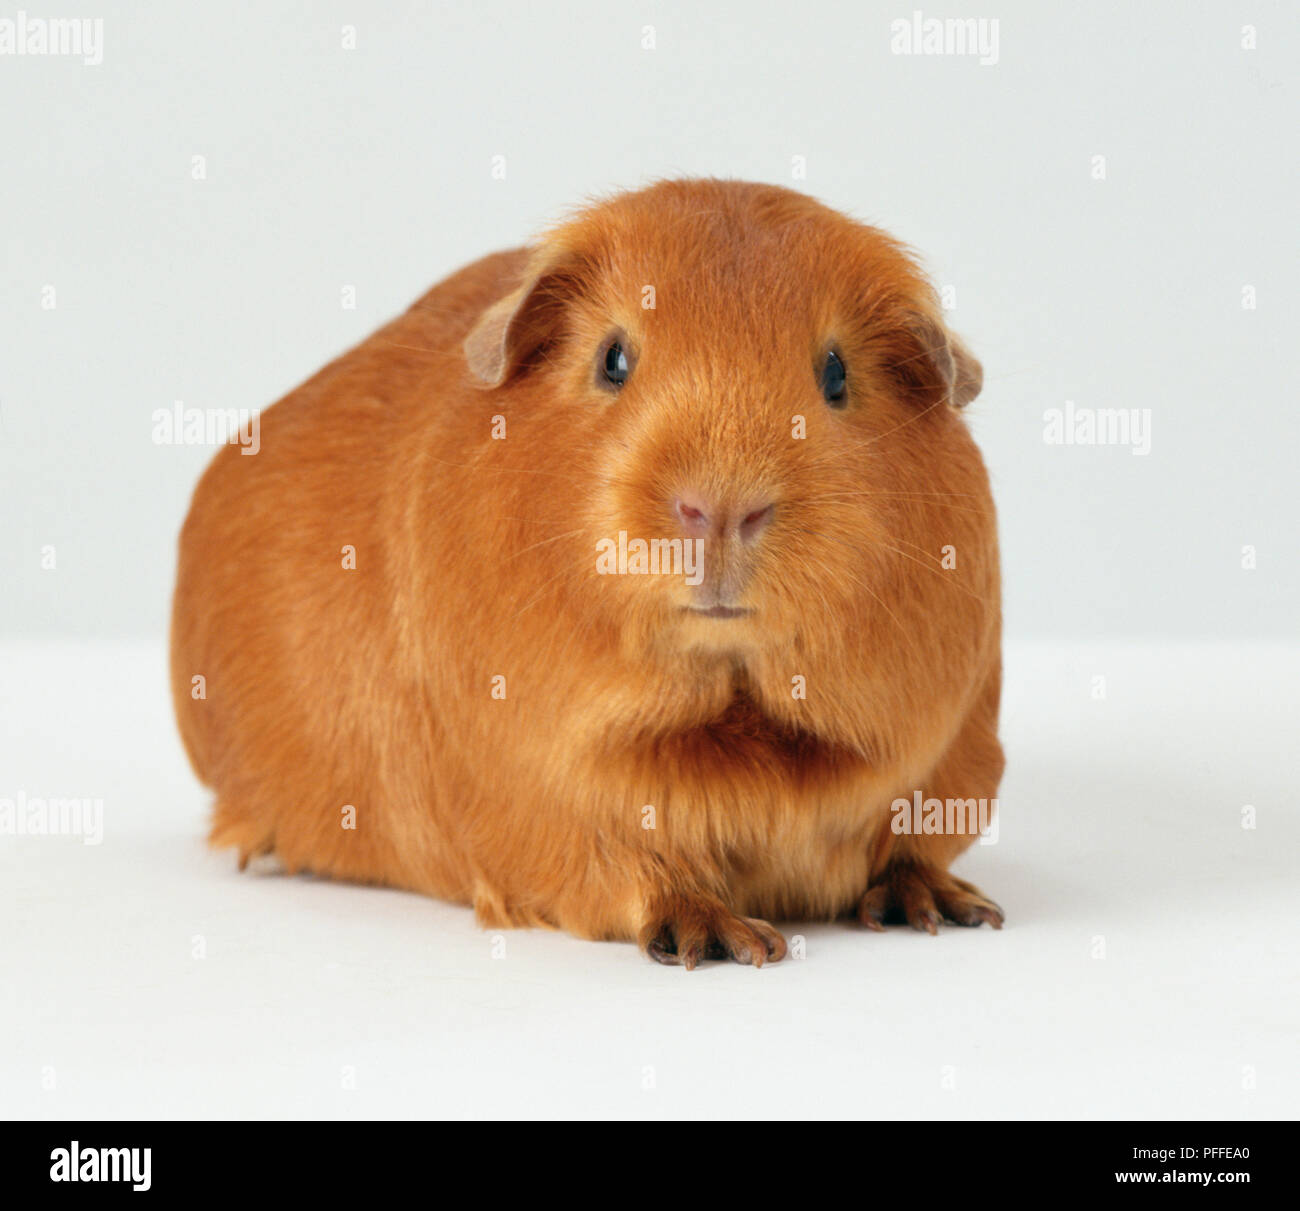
xmin=638 ymin=899 xmax=787 ymax=970
xmin=857 ymin=864 xmax=1003 ymax=935
xmin=208 ymin=808 xmax=277 ymax=874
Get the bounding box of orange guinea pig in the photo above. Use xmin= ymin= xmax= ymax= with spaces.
xmin=170 ymin=178 xmax=1005 ymax=968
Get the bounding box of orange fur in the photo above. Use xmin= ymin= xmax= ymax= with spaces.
xmin=170 ymin=179 xmax=1005 ymax=966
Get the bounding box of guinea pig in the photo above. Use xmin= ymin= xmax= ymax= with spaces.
xmin=170 ymin=178 xmax=1005 ymax=968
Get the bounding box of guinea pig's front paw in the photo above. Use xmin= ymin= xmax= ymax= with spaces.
xmin=857 ymin=863 xmax=1004 ymax=935
xmin=639 ymin=900 xmax=787 ymax=970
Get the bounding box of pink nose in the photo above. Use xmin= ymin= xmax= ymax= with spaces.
xmin=674 ymin=493 xmax=775 ymax=542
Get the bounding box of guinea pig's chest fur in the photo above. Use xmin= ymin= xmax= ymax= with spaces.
xmin=630 ymin=699 xmax=884 ymax=909
xmin=491 ymin=666 xmax=915 ymax=922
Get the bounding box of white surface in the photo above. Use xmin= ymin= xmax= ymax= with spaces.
xmin=2 ymin=638 xmax=1296 ymax=1120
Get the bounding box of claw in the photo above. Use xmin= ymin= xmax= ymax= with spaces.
xmin=640 ymin=905 xmax=787 ymax=968
xmin=859 ymin=865 xmax=1004 ymax=936
xmin=646 ymin=931 xmax=680 ymax=966
xmin=912 ymin=908 xmax=941 ymax=935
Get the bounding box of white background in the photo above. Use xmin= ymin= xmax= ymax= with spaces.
xmin=1 ymin=1 xmax=1297 ymax=1121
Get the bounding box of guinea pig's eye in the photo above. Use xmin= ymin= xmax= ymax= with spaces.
xmin=600 ymin=341 xmax=631 ymax=390
xmin=820 ymin=350 xmax=847 ymax=407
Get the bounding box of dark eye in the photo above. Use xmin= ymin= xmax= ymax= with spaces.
xmin=820 ymin=350 xmax=847 ymax=406
xmin=601 ymin=341 xmax=630 ymax=389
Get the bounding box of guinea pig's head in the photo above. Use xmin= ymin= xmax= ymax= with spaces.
xmin=463 ymin=179 xmax=991 ymax=692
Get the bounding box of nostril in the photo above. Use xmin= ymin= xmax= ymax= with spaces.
xmin=674 ymin=496 xmax=711 ymax=530
xmin=675 ymin=493 xmax=774 ymax=539
xmin=739 ymin=502 xmax=775 ymax=539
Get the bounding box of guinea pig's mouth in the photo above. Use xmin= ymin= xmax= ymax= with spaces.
xmin=684 ymin=605 xmax=753 ymax=621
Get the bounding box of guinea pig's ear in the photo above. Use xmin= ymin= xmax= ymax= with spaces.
xmin=463 ymin=247 xmax=577 ymax=388
xmin=939 ymin=329 xmax=983 ymax=408
xmin=894 ymin=311 xmax=984 ymax=409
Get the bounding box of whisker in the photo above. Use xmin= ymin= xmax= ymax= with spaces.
xmin=836 ymin=397 xmax=947 ymax=454
xmin=499 ymin=527 xmax=586 ymax=563
xmin=501 ymin=558 xmax=585 ymax=627
xmin=782 ymin=524 xmax=988 ymax=605
xmin=798 ymin=492 xmax=995 ymax=519
xmin=781 ymin=528 xmax=909 ymax=641
xmin=423 ymin=453 xmax=590 ymax=490
xmin=374 ymin=340 xmax=453 ymax=357
xmin=865 ymin=539 xmax=988 ymax=602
